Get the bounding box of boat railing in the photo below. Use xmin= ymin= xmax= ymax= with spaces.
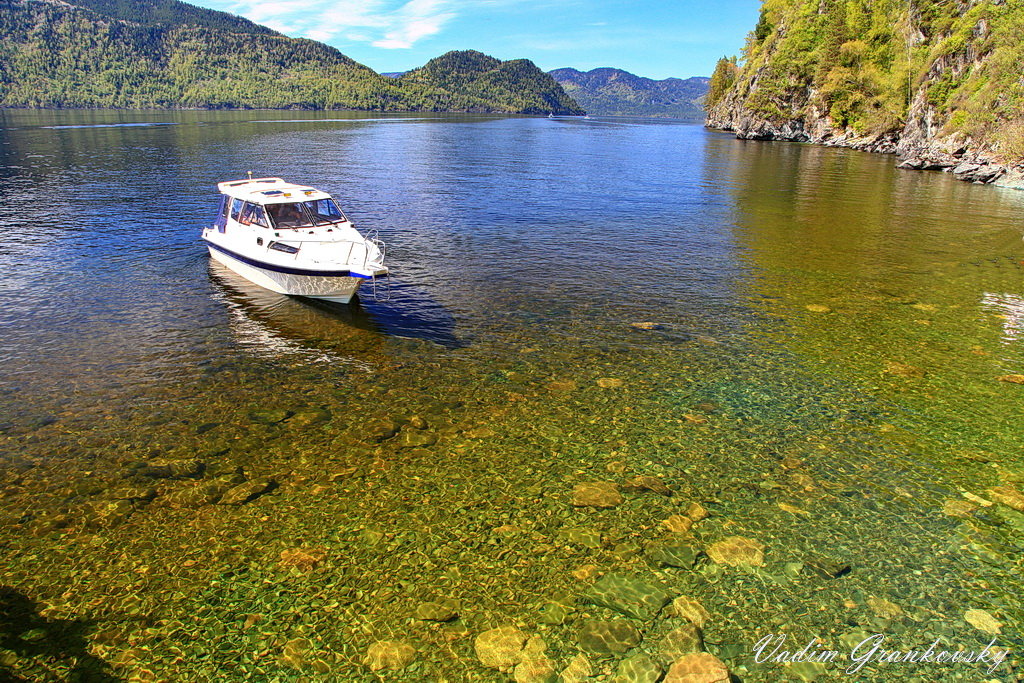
xmin=339 ymin=234 xmax=386 ymax=271
xmin=267 ymin=231 xmax=386 ymax=272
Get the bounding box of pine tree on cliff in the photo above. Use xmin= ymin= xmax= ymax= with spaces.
xmin=706 ymin=57 xmax=738 ymax=110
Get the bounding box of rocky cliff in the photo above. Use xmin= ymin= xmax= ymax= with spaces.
xmin=705 ymin=0 xmax=1024 ymax=188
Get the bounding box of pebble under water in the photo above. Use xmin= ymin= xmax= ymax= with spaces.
xmin=0 ymin=110 xmax=1022 ymax=681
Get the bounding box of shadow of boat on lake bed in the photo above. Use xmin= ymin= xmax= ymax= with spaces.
xmin=207 ymin=262 xmax=462 ymax=364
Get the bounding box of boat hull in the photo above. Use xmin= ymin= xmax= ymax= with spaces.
xmin=207 ymin=244 xmax=365 ymax=304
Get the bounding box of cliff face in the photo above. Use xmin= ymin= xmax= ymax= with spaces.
xmin=705 ymin=0 xmax=1024 ymax=187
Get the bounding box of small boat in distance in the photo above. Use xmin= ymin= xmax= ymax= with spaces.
xmin=548 ymin=113 xmax=555 ymax=119
xmin=202 ymin=177 xmax=387 ymax=304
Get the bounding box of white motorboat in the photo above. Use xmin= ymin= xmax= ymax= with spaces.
xmin=202 ymin=177 xmax=387 ymax=304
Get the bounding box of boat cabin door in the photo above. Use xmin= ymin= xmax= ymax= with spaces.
xmin=214 ymin=195 xmax=230 ymax=233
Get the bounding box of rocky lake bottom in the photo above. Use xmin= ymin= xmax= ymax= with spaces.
xmin=0 ymin=110 xmax=1022 ymax=681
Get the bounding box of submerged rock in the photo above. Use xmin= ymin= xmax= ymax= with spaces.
xmin=248 ymin=409 xmax=293 ymax=425
xmin=661 ymin=515 xmax=693 ymax=534
xmin=646 ymin=543 xmax=700 ymax=569
xmin=630 ymin=322 xmax=661 ymax=330
xmin=787 ymin=661 xmax=827 ymax=682
xmin=558 ymin=527 xmax=603 ymax=549
xmin=108 ymin=486 xmax=157 ymax=503
xmin=415 ymin=600 xmax=459 ymax=622
xmin=657 ymin=623 xmax=703 ymax=659
xmin=515 ymin=637 xmax=557 ymax=683
xmin=883 ymin=361 xmax=925 ymax=378
xmin=584 ymin=573 xmax=671 ymax=620
xmin=278 ymin=547 xmax=327 ymax=572
xmin=165 ymin=479 xmax=232 ymax=508
xmin=279 ymin=637 xmax=313 ymax=670
xmin=621 ymin=475 xmax=671 ymax=496
xmin=537 ymin=601 xmax=573 ymax=625
xmin=964 ymin=608 xmax=1002 ymax=634
xmin=803 ymin=554 xmax=851 ymax=579
xmin=286 ymin=409 xmax=331 ymax=428
xmin=364 ymin=640 xmax=416 ymax=671
xmin=805 ymin=304 xmax=831 ymax=313
xmin=216 ymin=477 xmax=276 ymax=505
xmin=596 ymin=377 xmax=625 ymax=388
xmin=89 ymin=500 xmax=134 ymax=528
xmin=941 ymin=499 xmax=976 ymax=517
xmin=577 ymin=619 xmax=641 ymax=655
xmin=366 ymin=420 xmax=400 ymax=442
xmin=136 ymin=458 xmax=204 ymax=479
xmin=684 ymin=502 xmax=709 ymax=522
xmin=663 ymin=652 xmax=729 ymax=683
xmin=705 ymin=537 xmax=765 ymax=567
xmin=572 ymin=564 xmax=602 ymax=581
xmin=670 ymin=596 xmax=711 ymax=628
xmin=475 ymin=626 xmax=529 ymax=672
xmin=866 ymin=596 xmax=903 ymax=620
xmin=997 ymin=374 xmax=1024 ymax=384
xmin=399 ymin=430 xmax=438 ymax=448
xmin=614 ymin=652 xmax=664 ymax=682
xmin=560 ymin=653 xmax=594 ymax=682
xmin=988 ymin=485 xmax=1024 ymax=512
xmin=572 ymin=482 xmax=623 ymax=508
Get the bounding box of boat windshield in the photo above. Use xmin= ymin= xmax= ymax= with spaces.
xmin=303 ymin=198 xmax=347 ymax=225
xmin=266 ymin=200 xmax=347 ymax=229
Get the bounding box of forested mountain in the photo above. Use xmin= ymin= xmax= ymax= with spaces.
xmin=550 ymin=68 xmax=709 ymax=118
xmin=705 ymin=0 xmax=1024 ymax=185
xmin=401 ymin=51 xmax=584 ymax=115
xmin=66 ymin=0 xmax=278 ymax=35
xmin=0 ymin=0 xmax=581 ymax=114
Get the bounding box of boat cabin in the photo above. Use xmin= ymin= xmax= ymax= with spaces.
xmin=214 ymin=177 xmax=348 ymax=232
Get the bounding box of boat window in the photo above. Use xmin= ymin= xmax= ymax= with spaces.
xmin=230 ymin=198 xmax=244 ymax=221
xmin=267 ymin=241 xmax=299 ymax=254
xmin=302 ymin=199 xmax=346 ymax=225
xmin=239 ymin=202 xmax=269 ymax=228
xmin=266 ymin=202 xmax=314 ymax=229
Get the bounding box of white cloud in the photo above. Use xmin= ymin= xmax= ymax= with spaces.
xmin=372 ymin=0 xmax=455 ymax=49
xmin=225 ymin=0 xmax=458 ymax=49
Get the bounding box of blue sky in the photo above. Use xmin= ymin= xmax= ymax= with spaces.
xmin=193 ymin=0 xmax=760 ymax=79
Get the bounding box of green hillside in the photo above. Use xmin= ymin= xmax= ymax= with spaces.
xmin=0 ymin=0 xmax=581 ymax=114
xmin=400 ymin=51 xmax=584 ymax=115
xmin=706 ymin=0 xmax=1024 ymax=164
xmin=66 ymin=0 xmax=278 ymax=35
xmin=550 ymin=67 xmax=708 ymax=118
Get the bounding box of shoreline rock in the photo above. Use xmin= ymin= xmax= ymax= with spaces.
xmin=704 ymin=114 xmax=1024 ymax=190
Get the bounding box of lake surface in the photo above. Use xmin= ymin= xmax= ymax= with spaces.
xmin=0 ymin=109 xmax=1022 ymax=681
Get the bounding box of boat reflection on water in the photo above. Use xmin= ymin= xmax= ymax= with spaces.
xmin=207 ymin=261 xmax=462 ymax=367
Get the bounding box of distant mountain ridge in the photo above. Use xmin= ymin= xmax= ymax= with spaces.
xmin=550 ymin=68 xmax=709 ymax=118
xmin=0 ymin=0 xmax=581 ymax=114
